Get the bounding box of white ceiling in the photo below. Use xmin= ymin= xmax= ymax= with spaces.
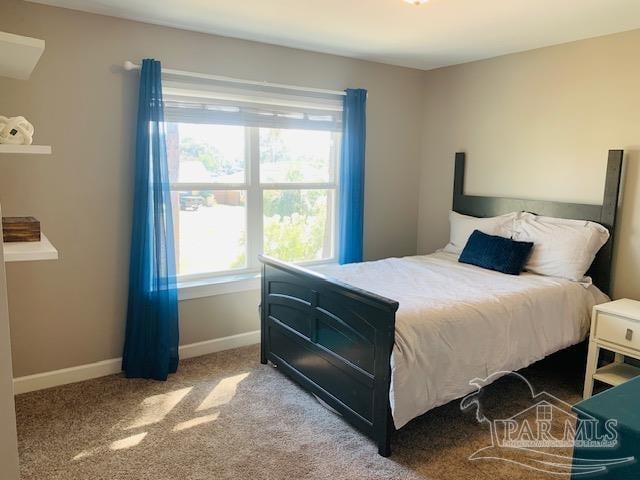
xmin=28 ymin=0 xmax=640 ymax=70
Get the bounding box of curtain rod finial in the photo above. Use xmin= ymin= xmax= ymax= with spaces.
xmin=124 ymin=61 xmax=138 ymax=71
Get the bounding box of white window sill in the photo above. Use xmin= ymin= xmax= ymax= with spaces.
xmin=177 ymin=260 xmax=339 ymax=301
xmin=178 ymin=272 xmax=261 ymax=301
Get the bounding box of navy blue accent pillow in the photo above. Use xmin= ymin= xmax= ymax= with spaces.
xmin=459 ymin=230 xmax=533 ymax=275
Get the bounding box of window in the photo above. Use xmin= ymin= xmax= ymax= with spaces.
xmin=537 ymin=404 xmax=553 ymax=422
xmin=164 ymin=84 xmax=342 ymax=281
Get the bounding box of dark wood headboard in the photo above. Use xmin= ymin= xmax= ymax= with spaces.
xmin=452 ymin=150 xmax=623 ymax=295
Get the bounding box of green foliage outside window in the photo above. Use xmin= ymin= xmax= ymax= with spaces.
xmin=263 ymin=181 xmax=328 ymax=263
xmin=180 ymin=136 xmax=230 ymax=173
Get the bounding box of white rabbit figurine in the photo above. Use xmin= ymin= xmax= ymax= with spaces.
xmin=0 ymin=116 xmax=35 ymax=145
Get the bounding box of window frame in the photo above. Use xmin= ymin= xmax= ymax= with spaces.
xmin=169 ymin=124 xmax=341 ymax=285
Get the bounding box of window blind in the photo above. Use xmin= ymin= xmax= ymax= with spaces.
xmin=163 ymin=81 xmax=343 ymax=131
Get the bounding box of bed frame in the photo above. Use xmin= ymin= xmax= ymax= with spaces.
xmin=259 ymin=150 xmax=623 ymax=457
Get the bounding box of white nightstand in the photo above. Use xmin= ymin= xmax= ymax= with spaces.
xmin=583 ymin=299 xmax=640 ymax=399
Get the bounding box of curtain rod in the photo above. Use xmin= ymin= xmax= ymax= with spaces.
xmin=123 ymin=61 xmax=347 ymax=97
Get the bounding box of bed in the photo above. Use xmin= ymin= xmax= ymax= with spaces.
xmin=258 ymin=150 xmax=624 ymax=456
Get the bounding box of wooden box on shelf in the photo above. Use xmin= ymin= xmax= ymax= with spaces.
xmin=2 ymin=217 xmax=41 ymax=242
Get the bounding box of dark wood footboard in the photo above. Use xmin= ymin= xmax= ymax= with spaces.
xmin=259 ymin=255 xmax=399 ymax=456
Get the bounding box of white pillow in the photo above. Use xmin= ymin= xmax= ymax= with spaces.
xmin=514 ymin=213 xmax=609 ymax=282
xmin=443 ymin=211 xmax=518 ymax=255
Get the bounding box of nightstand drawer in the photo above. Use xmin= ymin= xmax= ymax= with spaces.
xmin=596 ymin=313 xmax=640 ymax=352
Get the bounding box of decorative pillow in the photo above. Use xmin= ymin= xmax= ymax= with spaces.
xmin=459 ymin=230 xmax=534 ymax=275
xmin=444 ymin=211 xmax=518 ymax=255
xmin=514 ymin=213 xmax=610 ymax=282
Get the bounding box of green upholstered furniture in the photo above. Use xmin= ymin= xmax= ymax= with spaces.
xmin=572 ymin=376 xmax=640 ymax=478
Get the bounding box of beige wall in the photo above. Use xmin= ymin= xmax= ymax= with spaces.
xmin=418 ymin=29 xmax=640 ymax=301
xmin=0 ymin=1 xmax=424 ymax=377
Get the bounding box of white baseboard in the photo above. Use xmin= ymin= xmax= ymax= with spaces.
xmin=13 ymin=358 xmax=123 ymax=395
xmin=13 ymin=330 xmax=260 ymax=395
xmin=179 ymin=330 xmax=260 ymax=360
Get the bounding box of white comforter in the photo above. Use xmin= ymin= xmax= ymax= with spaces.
xmin=315 ymin=252 xmax=608 ymax=428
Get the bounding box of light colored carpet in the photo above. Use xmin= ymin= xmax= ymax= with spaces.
xmin=16 ymin=344 xmax=589 ymax=480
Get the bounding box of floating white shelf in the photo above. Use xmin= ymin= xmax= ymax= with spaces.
xmin=0 ymin=31 xmax=45 ymax=80
xmin=3 ymin=234 xmax=58 ymax=263
xmin=0 ymin=145 xmax=51 ymax=155
xmin=593 ymin=362 xmax=640 ymax=387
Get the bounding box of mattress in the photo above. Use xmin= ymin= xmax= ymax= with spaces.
xmin=315 ymin=252 xmax=609 ymax=429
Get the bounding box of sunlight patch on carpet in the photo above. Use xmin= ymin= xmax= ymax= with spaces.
xmin=197 ymin=373 xmax=249 ymax=411
xmin=109 ymin=432 xmax=148 ymax=451
xmin=126 ymin=387 xmax=192 ymax=430
xmin=173 ymin=413 xmax=221 ymax=432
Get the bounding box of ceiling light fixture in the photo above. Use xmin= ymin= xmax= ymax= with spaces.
xmin=404 ymin=0 xmax=429 ymax=5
